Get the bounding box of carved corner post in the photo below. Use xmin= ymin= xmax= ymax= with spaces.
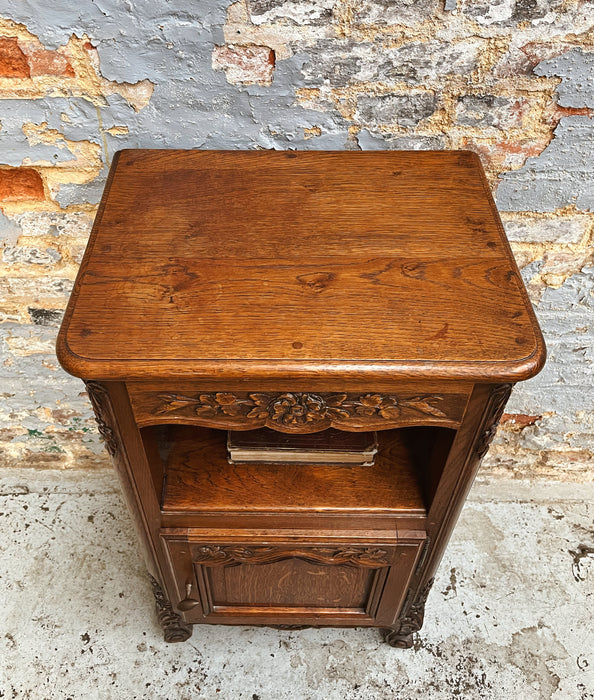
xmin=85 ymin=381 xmax=120 ymax=458
xmin=383 ymin=577 xmax=435 ymax=648
xmin=472 ymin=384 xmax=513 ymax=463
xmin=149 ymin=575 xmax=193 ymax=643
xmin=382 ymin=383 xmax=513 ymax=648
xmin=85 ymin=381 xmax=188 ymax=642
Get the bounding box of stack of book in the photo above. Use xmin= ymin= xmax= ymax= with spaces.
xmin=227 ymin=428 xmax=378 ymax=466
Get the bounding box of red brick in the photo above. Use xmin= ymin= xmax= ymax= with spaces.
xmin=501 ymin=413 xmax=542 ymax=429
xmin=0 ymin=168 xmax=45 ymax=202
xmin=212 ymin=45 xmax=275 ymax=85
xmin=462 ymin=138 xmax=550 ymax=171
xmin=21 ymin=45 xmax=75 ymax=77
xmin=0 ymin=37 xmax=30 ymax=78
xmin=553 ymin=105 xmax=594 ymax=120
xmin=494 ymin=42 xmax=572 ymax=78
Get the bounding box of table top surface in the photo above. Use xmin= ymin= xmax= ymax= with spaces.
xmin=57 ymin=149 xmax=545 ymax=382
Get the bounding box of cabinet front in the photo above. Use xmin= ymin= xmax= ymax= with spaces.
xmin=162 ymin=535 xmax=424 ymax=627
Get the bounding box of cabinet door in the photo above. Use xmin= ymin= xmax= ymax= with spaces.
xmin=162 ymin=535 xmax=424 ymax=627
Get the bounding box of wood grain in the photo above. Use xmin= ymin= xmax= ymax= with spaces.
xmin=159 ymin=425 xmax=426 ymax=515
xmin=56 ymin=150 xmax=545 ymax=382
xmin=161 ymin=533 xmax=423 ymax=625
xmin=207 ymin=559 xmax=375 ymax=609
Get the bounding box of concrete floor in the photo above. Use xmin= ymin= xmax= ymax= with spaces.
xmin=0 ymin=469 xmax=592 ymax=700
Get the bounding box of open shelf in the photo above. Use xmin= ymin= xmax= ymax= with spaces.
xmin=141 ymin=425 xmax=454 ymax=517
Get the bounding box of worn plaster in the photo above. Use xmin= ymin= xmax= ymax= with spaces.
xmin=0 ymin=1 xmax=592 ymax=476
xmin=497 ymin=48 xmax=594 ymax=212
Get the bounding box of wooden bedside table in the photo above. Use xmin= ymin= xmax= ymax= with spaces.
xmin=56 ymin=150 xmax=545 ymax=647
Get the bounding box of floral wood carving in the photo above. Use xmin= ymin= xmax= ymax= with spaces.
xmin=383 ymin=577 xmax=435 ymax=648
xmin=474 ymin=383 xmax=512 ymax=461
xmin=85 ymin=381 xmax=119 ymax=456
xmin=155 ymin=391 xmax=450 ymax=432
xmin=192 ymin=545 xmax=391 ymax=568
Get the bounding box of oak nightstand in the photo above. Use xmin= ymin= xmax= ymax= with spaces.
xmin=57 ymin=150 xmax=545 ymax=646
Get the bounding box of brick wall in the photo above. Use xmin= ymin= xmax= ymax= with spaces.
xmin=0 ymin=1 xmax=592 ymax=479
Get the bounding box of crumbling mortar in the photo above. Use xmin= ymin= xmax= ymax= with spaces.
xmin=223 ymin=0 xmax=589 ymax=186
xmin=474 ymin=35 xmax=511 ymax=81
xmin=342 ymin=16 xmax=450 ymax=45
xmin=510 ymin=240 xmax=594 ymax=290
xmin=0 ymin=21 xmax=153 ymax=110
xmin=224 ymin=1 xmax=334 ymax=59
xmin=291 ymin=71 xmax=563 ymax=184
xmin=0 ymin=258 xmax=82 ymax=281
xmin=501 ymin=208 xmax=594 ymax=250
xmin=0 ymin=4 xmax=592 ymax=478
xmin=333 ymin=0 xmax=356 ymax=39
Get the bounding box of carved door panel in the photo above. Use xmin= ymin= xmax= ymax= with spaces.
xmin=162 ymin=534 xmax=424 ymax=627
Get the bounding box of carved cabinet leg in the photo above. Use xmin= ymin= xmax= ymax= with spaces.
xmin=149 ymin=575 xmax=193 ymax=643
xmin=382 ymin=578 xmax=434 ymax=648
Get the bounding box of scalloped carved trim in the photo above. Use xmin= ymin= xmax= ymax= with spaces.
xmin=85 ymin=381 xmax=119 ymax=456
xmin=192 ymin=544 xmax=391 ymax=568
xmin=154 ymin=390 xmax=452 ymax=433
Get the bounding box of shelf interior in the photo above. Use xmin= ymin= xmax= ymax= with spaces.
xmin=142 ymin=425 xmax=454 ymax=516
